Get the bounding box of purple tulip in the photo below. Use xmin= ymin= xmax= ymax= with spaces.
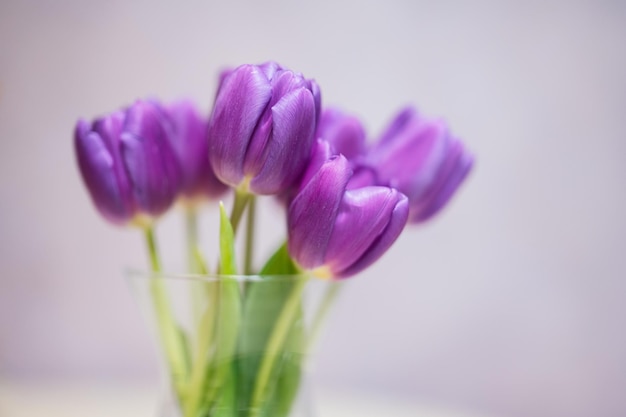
xmin=315 ymin=107 xmax=366 ymax=161
xmin=75 ymin=111 xmax=133 ymax=224
xmin=362 ymin=106 xmax=474 ymax=223
xmin=75 ymin=99 xmax=182 ymax=225
xmin=207 ymin=61 xmax=321 ymax=195
xmin=164 ymin=100 xmax=228 ymax=201
xmin=288 ymin=154 xmax=409 ymax=279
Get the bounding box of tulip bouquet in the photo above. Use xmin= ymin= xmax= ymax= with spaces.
xmin=75 ymin=61 xmax=473 ymax=417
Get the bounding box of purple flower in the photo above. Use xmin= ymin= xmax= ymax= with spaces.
xmin=362 ymin=106 xmax=474 ymax=223
xmin=164 ymin=100 xmax=228 ymax=201
xmin=315 ymin=107 xmax=366 ymax=161
xmin=75 ymin=99 xmax=182 ymax=225
xmin=287 ymin=154 xmax=409 ymax=279
xmin=207 ymin=61 xmax=321 ymax=195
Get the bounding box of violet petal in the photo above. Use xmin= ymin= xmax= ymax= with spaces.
xmin=287 ymin=155 xmax=351 ymax=269
xmin=249 ymin=88 xmax=316 ymax=194
xmin=207 ymin=64 xmax=272 ymax=187
xmin=325 ymin=187 xmax=402 ymax=274
xmin=337 ymin=191 xmax=409 ymax=278
xmin=75 ymin=119 xmax=135 ymax=223
xmin=121 ymin=100 xmax=182 ymax=216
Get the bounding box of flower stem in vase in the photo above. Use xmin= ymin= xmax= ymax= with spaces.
xmin=144 ymin=226 xmax=190 ymax=402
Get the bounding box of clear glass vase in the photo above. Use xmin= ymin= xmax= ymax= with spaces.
xmin=128 ymin=271 xmax=339 ymax=417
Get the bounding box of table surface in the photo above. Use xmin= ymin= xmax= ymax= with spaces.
xmin=0 ymin=380 xmax=492 ymax=417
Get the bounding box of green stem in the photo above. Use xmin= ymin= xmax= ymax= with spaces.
xmin=144 ymin=227 xmax=189 ymax=401
xmin=250 ymin=278 xmax=308 ymax=416
xmin=307 ymin=281 xmax=342 ymax=349
xmin=185 ymin=205 xmax=210 ymax=339
xmin=244 ymin=196 xmax=257 ymax=275
xmin=202 ymin=277 xmax=241 ymax=412
xmin=184 ymin=284 xmax=218 ymax=417
xmin=185 ymin=205 xmax=199 ymax=273
xmin=230 ymin=188 xmax=251 ymax=235
xmin=145 ymin=226 xmax=161 ymax=271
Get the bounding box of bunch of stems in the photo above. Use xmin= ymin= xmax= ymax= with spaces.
xmin=142 ymin=192 xmax=340 ymax=417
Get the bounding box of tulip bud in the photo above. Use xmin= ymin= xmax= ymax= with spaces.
xmin=287 ymin=154 xmax=409 ymax=279
xmin=207 ymin=62 xmax=321 ymax=195
xmin=75 ymin=99 xmax=182 ymax=225
xmin=75 ymin=111 xmax=133 ymax=224
xmin=315 ymin=107 xmax=366 ymax=161
xmin=363 ymin=106 xmax=474 ymax=223
xmin=164 ymin=100 xmax=228 ymax=201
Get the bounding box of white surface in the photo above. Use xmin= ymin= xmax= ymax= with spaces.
xmin=0 ymin=380 xmax=491 ymax=417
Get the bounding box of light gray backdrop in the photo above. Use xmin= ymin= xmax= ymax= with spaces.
xmin=1 ymin=1 xmax=625 ymax=417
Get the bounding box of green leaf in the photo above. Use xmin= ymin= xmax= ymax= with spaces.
xmin=233 ymin=244 xmax=304 ymax=415
xmin=233 ymin=244 xmax=299 ymax=414
xmin=208 ymin=366 xmax=237 ymax=417
xmin=200 ymin=203 xmax=242 ymax=414
xmin=194 ymin=247 xmax=209 ymax=275
xmin=204 ymin=279 xmax=240 ymax=414
xmin=259 ymin=243 xmax=298 ymax=276
xmin=237 ymin=277 xmax=293 ymax=411
xmin=238 ymin=239 xmax=297 ymax=401
xmin=270 ymin=307 xmax=304 ymax=417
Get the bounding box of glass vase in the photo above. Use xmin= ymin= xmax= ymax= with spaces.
xmin=128 ymin=271 xmax=339 ymax=417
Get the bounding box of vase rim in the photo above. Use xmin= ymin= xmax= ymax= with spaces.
xmin=125 ymin=268 xmax=313 ymax=283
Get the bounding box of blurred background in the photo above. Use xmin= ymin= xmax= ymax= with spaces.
xmin=1 ymin=1 xmax=625 ymax=416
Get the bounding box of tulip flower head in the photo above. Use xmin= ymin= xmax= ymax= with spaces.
xmin=207 ymin=61 xmax=321 ymax=195
xmin=75 ymin=99 xmax=182 ymax=226
xmin=362 ymin=106 xmax=474 ymax=223
xmin=164 ymin=100 xmax=228 ymax=202
xmin=288 ymin=153 xmax=409 ymax=279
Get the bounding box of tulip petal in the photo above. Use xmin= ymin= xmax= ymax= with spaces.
xmin=364 ymin=106 xmax=474 ymax=224
xmin=165 ymin=100 xmax=204 ymax=188
xmin=166 ymin=100 xmax=227 ymax=199
xmin=382 ymin=120 xmax=451 ymax=200
xmin=377 ymin=105 xmax=417 ymax=145
xmin=288 ymin=155 xmax=351 ymax=269
xmin=88 ymin=112 xmax=135 ymax=216
xmin=249 ymin=88 xmax=316 ymax=194
xmin=208 ymin=65 xmax=272 ymax=187
xmin=269 ymin=70 xmax=308 ymax=99
xmin=297 ymin=139 xmax=333 ymax=193
xmin=346 ymin=165 xmax=377 ymax=189
xmin=121 ymin=101 xmax=181 ymax=216
xmin=244 ymin=71 xmax=310 ymax=178
xmin=316 ymin=108 xmax=366 ymax=160
xmin=308 ymin=79 xmax=322 ymax=124
xmin=337 ymin=191 xmax=409 ymax=278
xmin=410 ymin=140 xmax=474 ymax=222
xmin=324 ymin=187 xmax=402 ymax=274
xmin=74 ymin=119 xmax=134 ymax=223
xmin=258 ymin=61 xmax=282 ymax=80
